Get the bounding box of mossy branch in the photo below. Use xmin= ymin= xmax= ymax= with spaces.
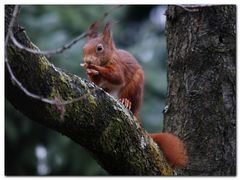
xmin=5 ymin=5 xmax=173 ymax=175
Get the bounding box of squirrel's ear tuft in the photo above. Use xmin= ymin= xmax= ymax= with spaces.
xmin=87 ymin=21 xmax=99 ymax=39
xmin=103 ymin=21 xmax=115 ymax=49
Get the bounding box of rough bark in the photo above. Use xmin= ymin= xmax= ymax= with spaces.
xmin=164 ymin=5 xmax=236 ymax=175
xmin=5 ymin=5 xmax=173 ymax=175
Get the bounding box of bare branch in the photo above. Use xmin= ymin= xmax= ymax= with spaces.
xmin=8 ymin=5 xmax=124 ymax=57
xmin=5 ymin=57 xmax=96 ymax=105
xmin=9 ymin=31 xmax=88 ymax=57
xmin=4 ymin=5 xmax=95 ymax=121
xmin=4 ymin=5 xmax=124 ymax=117
xmin=99 ymin=5 xmax=124 ymax=22
xmin=5 ymin=5 xmax=20 ymax=46
xmin=5 ymin=6 xmax=87 ymax=106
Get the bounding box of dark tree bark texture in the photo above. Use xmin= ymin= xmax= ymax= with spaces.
xmin=5 ymin=5 xmax=173 ymax=175
xmin=165 ymin=5 xmax=236 ymax=175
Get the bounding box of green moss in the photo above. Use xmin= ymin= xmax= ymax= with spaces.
xmin=48 ymin=88 xmax=61 ymax=99
xmin=59 ymin=74 xmax=68 ymax=84
xmin=87 ymin=94 xmax=97 ymax=108
xmin=100 ymin=120 xmax=122 ymax=152
xmin=7 ymin=46 xmax=15 ymax=57
xmin=160 ymin=166 xmax=174 ymax=176
xmin=103 ymin=120 xmax=120 ymax=140
xmin=38 ymin=56 xmax=50 ymax=72
xmin=45 ymin=103 xmax=62 ymax=122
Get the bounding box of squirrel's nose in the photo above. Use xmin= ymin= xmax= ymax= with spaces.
xmin=83 ymin=56 xmax=93 ymax=64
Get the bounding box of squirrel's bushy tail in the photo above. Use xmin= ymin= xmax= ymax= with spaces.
xmin=150 ymin=133 xmax=188 ymax=167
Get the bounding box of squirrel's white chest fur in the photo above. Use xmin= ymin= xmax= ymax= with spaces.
xmin=98 ymin=80 xmax=123 ymax=98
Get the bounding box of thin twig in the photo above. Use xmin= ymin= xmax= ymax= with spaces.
xmin=4 ymin=6 xmax=92 ymax=112
xmin=5 ymin=5 xmax=20 ymax=46
xmin=5 ymin=5 xmax=123 ymax=119
xmin=99 ymin=5 xmax=124 ymax=23
xmin=9 ymin=5 xmax=124 ymax=57
xmin=5 ymin=6 xmax=95 ymax=105
xmin=10 ymin=31 xmax=88 ymax=56
xmin=6 ymin=55 xmax=97 ymax=105
xmin=5 ymin=58 xmax=58 ymax=105
xmin=5 ymin=6 xmax=60 ymax=105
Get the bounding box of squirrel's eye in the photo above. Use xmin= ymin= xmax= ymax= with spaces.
xmin=96 ymin=44 xmax=104 ymax=53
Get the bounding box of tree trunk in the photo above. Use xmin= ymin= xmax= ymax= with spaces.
xmin=165 ymin=5 xmax=236 ymax=175
xmin=5 ymin=5 xmax=173 ymax=175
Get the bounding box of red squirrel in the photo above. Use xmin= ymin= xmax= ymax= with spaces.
xmin=81 ymin=21 xmax=188 ymax=168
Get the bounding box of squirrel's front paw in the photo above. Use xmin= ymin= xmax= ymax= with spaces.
xmin=86 ymin=69 xmax=99 ymax=75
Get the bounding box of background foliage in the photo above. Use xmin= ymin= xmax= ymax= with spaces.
xmin=5 ymin=5 xmax=167 ymax=175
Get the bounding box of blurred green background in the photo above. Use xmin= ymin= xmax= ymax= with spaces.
xmin=5 ymin=5 xmax=167 ymax=175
